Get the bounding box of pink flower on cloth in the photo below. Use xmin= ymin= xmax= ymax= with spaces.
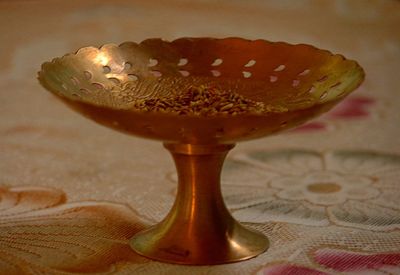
xmin=261 ymin=248 xmax=400 ymax=274
xmin=315 ymin=248 xmax=400 ymax=274
xmin=324 ymin=96 xmax=375 ymax=119
xmin=292 ymin=95 xmax=375 ymax=132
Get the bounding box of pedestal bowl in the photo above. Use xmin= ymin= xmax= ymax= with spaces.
xmin=38 ymin=37 xmax=364 ymax=265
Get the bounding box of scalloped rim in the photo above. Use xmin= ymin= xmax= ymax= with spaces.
xmin=37 ymin=37 xmax=365 ymax=116
xmin=38 ymin=37 xmax=364 ymax=74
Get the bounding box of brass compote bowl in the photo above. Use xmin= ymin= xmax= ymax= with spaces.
xmin=38 ymin=38 xmax=364 ymax=265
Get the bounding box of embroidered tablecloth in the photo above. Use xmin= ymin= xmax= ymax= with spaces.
xmin=0 ymin=0 xmax=399 ymax=274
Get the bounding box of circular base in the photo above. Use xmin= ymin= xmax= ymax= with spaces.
xmin=130 ymin=221 xmax=269 ymax=265
xmin=130 ymin=143 xmax=268 ymax=265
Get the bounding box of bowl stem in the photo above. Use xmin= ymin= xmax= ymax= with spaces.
xmin=130 ymin=143 xmax=269 ymax=265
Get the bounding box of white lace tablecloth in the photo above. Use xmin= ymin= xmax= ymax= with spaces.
xmin=0 ymin=0 xmax=399 ymax=274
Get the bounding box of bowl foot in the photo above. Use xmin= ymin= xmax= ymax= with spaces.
xmin=130 ymin=143 xmax=268 ymax=265
xmin=130 ymin=217 xmax=268 ymax=265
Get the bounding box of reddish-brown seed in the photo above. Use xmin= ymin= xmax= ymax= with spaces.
xmin=130 ymin=85 xmax=287 ymax=116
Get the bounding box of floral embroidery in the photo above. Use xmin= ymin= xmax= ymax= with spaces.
xmin=0 ymin=186 xmax=148 ymax=274
xmin=223 ymin=150 xmax=400 ymax=230
xmin=292 ymin=95 xmax=375 ymax=133
xmin=315 ymin=248 xmax=400 ymax=273
xmin=260 ymin=263 xmax=328 ymax=275
xmin=259 ymin=248 xmax=400 ymax=274
xmin=272 ymin=171 xmax=379 ymax=206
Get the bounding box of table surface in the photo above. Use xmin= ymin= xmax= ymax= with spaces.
xmin=0 ymin=0 xmax=399 ymax=274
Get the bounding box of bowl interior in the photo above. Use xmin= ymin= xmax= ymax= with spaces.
xmin=39 ymin=38 xmax=364 ymax=110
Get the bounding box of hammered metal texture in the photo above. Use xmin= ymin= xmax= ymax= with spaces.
xmin=38 ymin=38 xmax=364 ymax=144
xmin=37 ymin=37 xmax=365 ymax=265
xmin=39 ymin=38 xmax=364 ymax=107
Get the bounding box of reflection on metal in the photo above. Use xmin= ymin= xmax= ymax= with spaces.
xmin=38 ymin=37 xmax=364 ymax=265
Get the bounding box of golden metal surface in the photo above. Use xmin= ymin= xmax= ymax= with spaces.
xmin=131 ymin=143 xmax=268 ymax=264
xmin=38 ymin=37 xmax=364 ymax=265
